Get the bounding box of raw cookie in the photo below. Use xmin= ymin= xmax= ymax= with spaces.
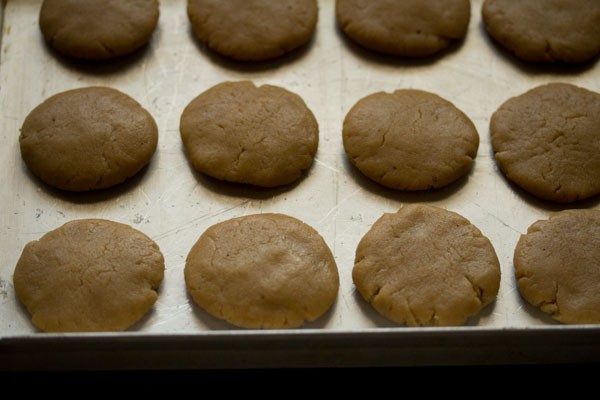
xmin=490 ymin=83 xmax=600 ymax=203
xmin=342 ymin=89 xmax=479 ymax=190
xmin=39 ymin=0 xmax=160 ymax=60
xmin=335 ymin=0 xmax=471 ymax=57
xmin=20 ymin=86 xmax=158 ymax=192
xmin=352 ymin=204 xmax=501 ymax=327
xmin=180 ymin=81 xmax=318 ymax=187
xmin=482 ymin=0 xmax=600 ymax=63
xmin=13 ymin=219 xmax=165 ymax=332
xmin=187 ymin=0 xmax=318 ymax=61
xmin=514 ymin=209 xmax=600 ymax=324
xmin=184 ymin=213 xmax=339 ymax=329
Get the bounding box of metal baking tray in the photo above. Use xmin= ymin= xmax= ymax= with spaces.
xmin=2 ymin=0 xmax=599 ymax=370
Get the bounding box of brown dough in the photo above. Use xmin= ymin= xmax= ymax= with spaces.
xmin=20 ymin=87 xmax=158 ymax=192
xmin=336 ymin=0 xmax=471 ymax=57
xmin=343 ymin=89 xmax=479 ymax=190
xmin=187 ymin=0 xmax=318 ymax=61
xmin=13 ymin=219 xmax=165 ymax=332
xmin=352 ymin=204 xmax=500 ymax=327
xmin=180 ymin=81 xmax=318 ymax=187
xmin=514 ymin=209 xmax=600 ymax=324
xmin=39 ymin=0 xmax=160 ymax=59
xmin=185 ymin=213 xmax=339 ymax=329
xmin=490 ymin=83 xmax=600 ymax=203
xmin=482 ymin=0 xmax=600 ymax=63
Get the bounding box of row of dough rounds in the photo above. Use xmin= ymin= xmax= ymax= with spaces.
xmin=19 ymin=81 xmax=600 ymax=204
xmin=13 ymin=205 xmax=600 ymax=332
xmin=40 ymin=0 xmax=600 ymax=64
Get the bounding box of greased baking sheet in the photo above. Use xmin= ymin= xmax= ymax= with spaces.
xmin=1 ymin=0 xmax=599 ymax=369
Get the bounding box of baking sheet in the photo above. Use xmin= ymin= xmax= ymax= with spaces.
xmin=1 ymin=0 xmax=599 ymax=368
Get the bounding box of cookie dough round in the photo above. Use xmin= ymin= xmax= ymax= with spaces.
xmin=335 ymin=0 xmax=471 ymax=57
xmin=187 ymin=0 xmax=318 ymax=61
xmin=13 ymin=219 xmax=165 ymax=332
xmin=514 ymin=209 xmax=600 ymax=324
xmin=184 ymin=213 xmax=339 ymax=329
xmin=180 ymin=81 xmax=319 ymax=187
xmin=482 ymin=0 xmax=600 ymax=63
xmin=490 ymin=83 xmax=600 ymax=203
xmin=39 ymin=0 xmax=160 ymax=60
xmin=20 ymin=86 xmax=158 ymax=192
xmin=352 ymin=204 xmax=501 ymax=327
xmin=342 ymin=89 xmax=479 ymax=190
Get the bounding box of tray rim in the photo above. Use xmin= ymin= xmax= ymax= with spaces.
xmin=3 ymin=325 xmax=600 ymax=370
